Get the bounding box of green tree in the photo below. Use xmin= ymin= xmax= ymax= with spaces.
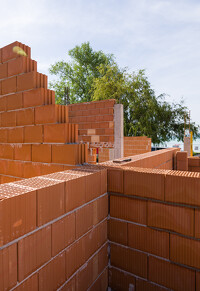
xmin=49 ymin=42 xmax=114 ymax=104
xmin=92 ymin=67 xmax=200 ymax=144
xmin=49 ymin=43 xmax=200 ymax=144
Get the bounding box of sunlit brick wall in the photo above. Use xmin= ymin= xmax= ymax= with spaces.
xmin=0 ymin=167 xmax=108 ymax=290
xmin=0 ymin=42 xmax=88 ymax=183
xmin=107 ymin=160 xmax=200 ymax=290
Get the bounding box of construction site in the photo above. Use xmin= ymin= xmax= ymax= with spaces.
xmin=0 ymin=41 xmax=200 ymax=291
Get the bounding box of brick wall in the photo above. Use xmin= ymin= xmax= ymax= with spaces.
xmin=68 ymin=99 xmax=115 ymax=146
xmin=0 ymin=41 xmax=88 ymax=183
xmin=107 ymin=163 xmax=200 ymax=291
xmin=102 ymin=147 xmax=180 ymax=170
xmin=1 ymin=148 xmax=200 ymax=290
xmin=124 ymin=136 xmax=151 ymax=157
xmin=0 ymin=167 xmax=108 ymax=290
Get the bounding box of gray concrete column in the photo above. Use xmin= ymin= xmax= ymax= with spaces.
xmin=114 ymin=103 xmax=124 ymax=159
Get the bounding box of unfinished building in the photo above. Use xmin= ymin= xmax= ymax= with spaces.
xmin=0 ymin=42 xmax=200 ymax=291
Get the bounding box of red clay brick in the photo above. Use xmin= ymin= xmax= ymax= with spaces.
xmin=197 ymin=271 xmax=200 ymax=290
xmin=136 ymin=278 xmax=166 ymax=291
xmin=110 ymin=243 xmax=147 ymax=278
xmin=59 ymin=277 xmax=76 ymax=291
xmin=18 ymin=225 xmax=51 ymax=281
xmin=176 ymin=151 xmax=188 ymax=161
xmin=0 ymin=96 xmax=6 ymax=112
xmin=0 ymin=128 xmax=7 ymax=143
xmin=108 ymin=168 xmax=123 ymax=193
xmin=124 ymin=169 xmax=165 ymax=200
xmin=8 ymin=56 xmax=27 ymax=77
xmin=76 ymin=245 xmax=108 ymax=291
xmin=0 ymin=244 xmax=17 ymax=290
xmin=101 ymin=169 xmax=107 ymax=194
xmin=148 ymin=201 xmax=194 ymax=236
xmin=195 ymin=209 xmax=200 ymax=238
xmin=0 ymin=62 xmax=7 ymax=79
xmin=85 ymin=220 xmax=107 ymax=260
xmin=65 ymin=175 xmax=86 ymax=212
xmin=110 ymin=195 xmax=147 ymax=225
xmin=17 ymin=71 xmax=37 ymax=92
xmin=13 ymin=190 xmax=36 ymax=240
xmin=8 ymin=127 xmax=24 ymax=143
xmin=165 ymin=173 xmax=200 ymax=206
xmin=0 ymin=159 xmax=8 ymax=175
xmin=170 ymin=234 xmax=200 ymax=269
xmin=6 ymin=92 xmax=23 ymax=111
xmin=75 ymin=254 xmax=93 ymax=291
xmin=85 ymin=171 xmax=101 ymax=202
xmin=51 ymin=212 xmax=75 ymax=256
xmin=89 ymin=268 xmax=108 ymax=291
xmin=44 ymin=123 xmax=70 ymax=143
xmin=6 ymin=160 xmax=24 ymax=177
xmin=0 ymin=175 xmax=16 ymax=184
xmin=109 ymin=267 xmax=135 ymax=291
xmin=24 ymin=125 xmax=43 ymax=143
xmin=35 ymin=104 xmax=58 ymax=124
xmin=65 ymin=238 xmax=86 ymax=279
xmin=0 ymin=144 xmax=14 ymax=159
xmin=39 ymin=252 xmax=65 ymax=290
xmin=188 ymin=157 xmax=200 ymax=167
xmin=37 ymin=182 xmax=65 ymax=226
xmin=12 ymin=273 xmax=38 ymax=291
xmin=76 ymin=202 xmax=94 ymax=238
xmin=93 ymin=195 xmax=108 ymax=225
xmin=148 ymin=255 xmax=195 ymax=291
xmin=177 ymin=160 xmax=188 ymax=171
xmin=1 ymin=42 xmax=30 ymax=62
xmin=23 ymin=161 xmax=42 ymax=178
xmin=128 ymin=223 xmax=169 ymax=258
xmin=1 ymin=111 xmax=16 ymax=127
xmin=23 ymin=88 xmax=45 ymax=108
xmin=52 ymin=144 xmax=79 ymax=165
xmin=32 ymin=144 xmax=51 ymax=163
xmin=40 ymin=163 xmax=65 ymax=175
xmin=1 ymin=76 xmax=17 ymax=95
xmin=16 ymin=108 xmax=34 ymax=126
xmin=108 ymin=219 xmax=128 ymax=245
xmin=14 ymin=144 xmax=31 ymax=161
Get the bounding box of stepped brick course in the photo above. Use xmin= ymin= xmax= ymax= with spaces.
xmin=0 ymin=41 xmax=88 ymax=183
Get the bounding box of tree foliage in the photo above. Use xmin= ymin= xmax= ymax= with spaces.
xmin=49 ymin=42 xmax=200 ymax=144
xmin=49 ymin=42 xmax=114 ymax=104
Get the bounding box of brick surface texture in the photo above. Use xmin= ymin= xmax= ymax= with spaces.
xmin=1 ymin=41 xmax=200 ymax=291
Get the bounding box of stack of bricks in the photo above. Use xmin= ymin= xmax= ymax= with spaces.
xmin=124 ymin=136 xmax=151 ymax=157
xmin=0 ymin=41 xmax=88 ymax=184
xmin=0 ymin=167 xmax=108 ymax=290
xmin=107 ymin=164 xmax=200 ymax=290
xmin=176 ymin=151 xmax=188 ymax=171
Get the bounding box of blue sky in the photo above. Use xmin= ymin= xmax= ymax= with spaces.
xmin=1 ymin=0 xmax=200 ymax=126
